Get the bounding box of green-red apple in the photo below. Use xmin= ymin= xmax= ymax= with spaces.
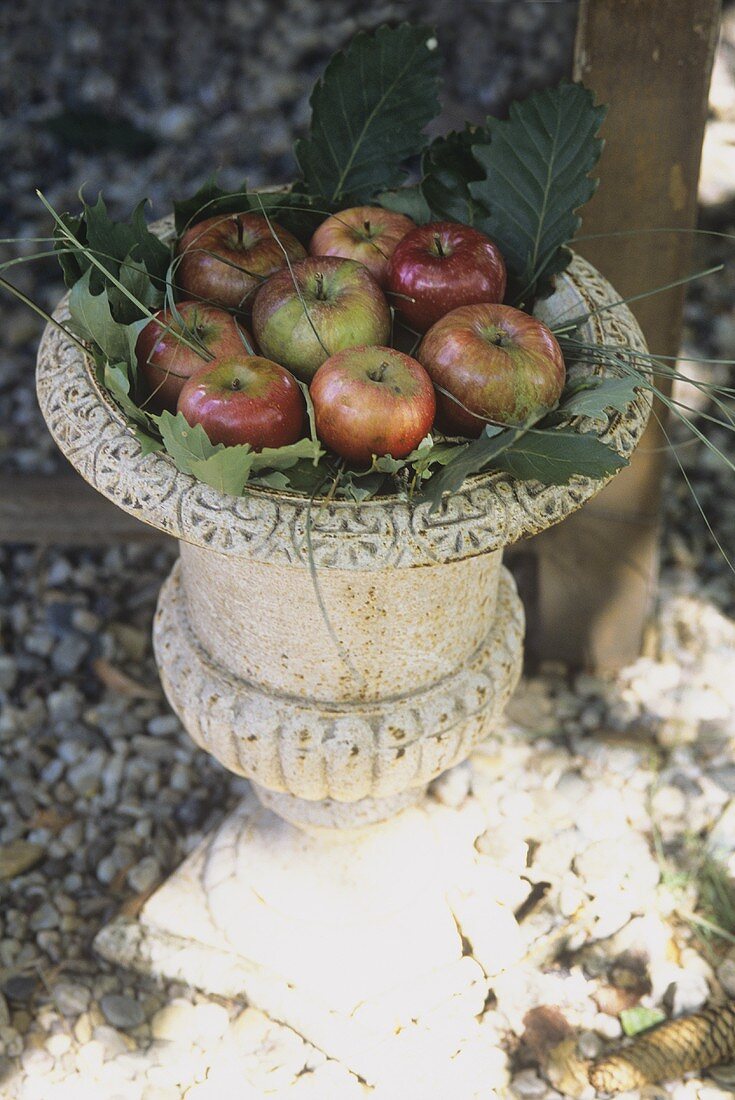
xmin=176 ymin=212 xmax=306 ymax=313
xmin=418 ymin=302 xmax=565 ymax=435
xmin=136 ymin=300 xmax=249 ymax=411
xmin=310 ymin=345 xmax=435 ymax=465
xmin=177 ymin=354 xmax=306 ymax=450
xmin=309 ymin=205 xmax=415 ymax=287
xmin=252 ymin=257 xmax=391 ymax=382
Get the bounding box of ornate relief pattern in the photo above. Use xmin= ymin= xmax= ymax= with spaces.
xmin=36 ymin=241 xmax=651 ymax=571
xmin=152 ymin=562 xmax=524 ymax=803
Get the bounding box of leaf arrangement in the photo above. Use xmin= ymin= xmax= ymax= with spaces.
xmin=48 ymin=22 xmax=633 ymax=506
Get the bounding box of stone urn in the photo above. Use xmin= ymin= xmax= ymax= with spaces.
xmin=36 ymin=234 xmax=650 ymax=1091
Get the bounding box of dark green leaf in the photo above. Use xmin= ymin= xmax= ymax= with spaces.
xmin=174 ymin=183 xmax=327 ymax=242
xmin=173 ymin=176 xmax=250 ymax=234
xmin=555 ymin=375 xmax=640 ymax=420
xmin=337 ymin=471 xmax=387 ymax=501
xmin=54 ymin=212 xmax=88 ymax=288
xmin=470 ymin=83 xmax=606 ymax=303
xmin=295 ymin=23 xmax=442 ymax=204
xmin=279 ymin=460 xmax=332 ymax=496
xmin=107 ymin=250 xmax=164 ymax=324
xmin=620 ymin=1007 xmax=665 ymax=1038
xmin=251 ymin=470 xmax=292 ymax=490
xmin=82 ymin=194 xmax=168 ymax=285
xmin=421 ymin=426 xmax=507 ymax=510
xmin=377 ymin=187 xmax=432 ymax=224
xmin=134 ymin=426 xmax=164 ymax=456
xmin=491 ymin=429 xmax=627 ymax=483
xmin=421 ymin=126 xmax=488 ymax=224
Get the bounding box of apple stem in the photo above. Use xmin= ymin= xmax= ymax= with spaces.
xmin=231 ymin=377 xmax=242 ymax=391
xmin=433 ymin=233 xmax=445 ymax=259
xmin=363 ymin=219 xmax=371 ymax=236
xmin=369 ymin=362 xmax=390 ymax=383
xmin=315 ymin=271 xmax=326 ymax=300
xmin=235 ymin=216 xmax=244 ymax=246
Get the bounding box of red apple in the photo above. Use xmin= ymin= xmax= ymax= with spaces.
xmin=252 ymin=257 xmax=391 ymax=382
xmin=177 ymin=354 xmax=306 ymax=450
xmin=309 ymin=205 xmax=415 ymax=287
xmin=387 ymin=221 xmax=507 ymax=332
xmin=418 ymin=302 xmax=565 ymax=436
xmin=136 ymin=301 xmax=250 ymax=411
xmin=310 ymin=345 xmax=436 ymax=465
xmin=176 ymin=212 xmax=306 ymax=313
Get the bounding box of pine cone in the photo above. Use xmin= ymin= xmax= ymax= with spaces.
xmin=589 ymin=1002 xmax=735 ymax=1093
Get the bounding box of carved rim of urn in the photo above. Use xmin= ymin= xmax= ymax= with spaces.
xmin=36 ymin=220 xmax=651 ymax=573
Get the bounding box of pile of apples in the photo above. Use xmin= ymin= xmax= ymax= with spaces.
xmin=136 ymin=206 xmax=566 ymax=466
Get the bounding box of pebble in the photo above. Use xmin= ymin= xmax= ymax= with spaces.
xmin=29 ymin=901 xmax=59 ymax=931
xmin=127 ymin=856 xmax=161 ymax=894
xmin=100 ymin=993 xmax=146 ymax=1030
xmin=151 ymin=999 xmax=198 ymax=1042
xmin=53 ymin=981 xmax=91 ymax=1016
xmin=0 ymin=840 xmax=44 ymax=880
xmin=671 ymin=968 xmax=711 ymax=1016
xmin=716 ymin=956 xmax=735 ymax=997
xmin=51 ymin=634 xmax=89 ymax=675
xmin=0 ymin=656 xmax=18 ymax=692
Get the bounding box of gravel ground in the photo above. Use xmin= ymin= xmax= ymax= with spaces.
xmin=2 ymin=3 xmax=735 ymax=1099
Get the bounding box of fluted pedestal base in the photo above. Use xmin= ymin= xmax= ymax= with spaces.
xmin=95 ymin=774 xmax=527 ymax=1092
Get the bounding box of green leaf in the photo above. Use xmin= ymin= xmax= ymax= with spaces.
xmin=470 ymin=83 xmax=606 ymax=303
xmin=158 ymin=410 xmax=221 ymax=473
xmin=555 ymin=375 xmax=640 ymax=420
xmin=68 ymin=269 xmax=131 ymax=363
xmin=491 ymin=429 xmax=627 ymax=483
xmin=421 ymin=127 xmax=488 ymax=225
xmin=295 ymin=23 xmax=442 ymax=204
xmin=189 ymin=449 xmax=255 ymax=497
xmin=620 ymin=1006 xmax=666 ymax=1038
xmin=251 ymin=436 xmax=324 ymax=472
xmin=377 ymin=187 xmax=432 ymax=224
xmin=104 ymin=362 xmax=148 ymax=426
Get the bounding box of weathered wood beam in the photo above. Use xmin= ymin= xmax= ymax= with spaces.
xmin=533 ymin=0 xmax=721 ymax=670
xmin=0 ymin=471 xmax=169 ymax=544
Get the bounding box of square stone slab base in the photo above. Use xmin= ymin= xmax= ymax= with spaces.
xmin=95 ymin=770 xmax=527 ymax=1094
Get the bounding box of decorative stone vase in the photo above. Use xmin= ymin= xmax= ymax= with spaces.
xmin=36 ymin=229 xmax=650 ymax=1090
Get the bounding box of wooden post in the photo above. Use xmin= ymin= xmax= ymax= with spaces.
xmin=532 ymin=0 xmax=721 ymax=671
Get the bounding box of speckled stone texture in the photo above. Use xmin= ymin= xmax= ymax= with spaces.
xmin=36 ymin=234 xmax=650 ymax=1087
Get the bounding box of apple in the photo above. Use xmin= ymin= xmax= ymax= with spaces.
xmin=177 ymin=354 xmax=306 ymax=450
xmin=417 ymin=302 xmax=565 ymax=436
xmin=310 ymin=345 xmax=435 ymax=465
xmin=309 ymin=205 xmax=415 ymax=287
xmin=387 ymin=221 xmax=507 ymax=332
xmin=176 ymin=212 xmax=306 ymax=313
xmin=252 ymin=256 xmax=391 ymax=382
xmin=135 ymin=300 xmax=250 ymax=411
